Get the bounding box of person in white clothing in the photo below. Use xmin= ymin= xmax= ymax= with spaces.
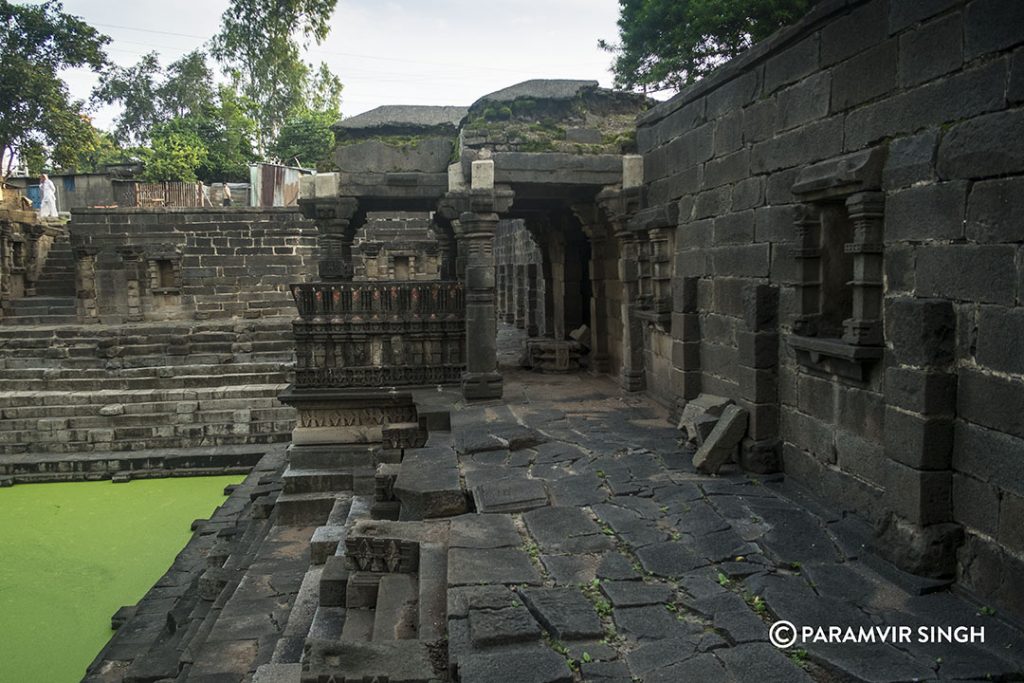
xmin=38 ymin=174 xmax=58 ymax=220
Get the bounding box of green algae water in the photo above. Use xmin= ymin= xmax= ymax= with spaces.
xmin=0 ymin=475 xmax=244 ymax=683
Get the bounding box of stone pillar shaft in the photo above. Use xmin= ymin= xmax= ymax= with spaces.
xmin=616 ymin=228 xmax=645 ymax=392
xmin=460 ymin=210 xmax=502 ymax=399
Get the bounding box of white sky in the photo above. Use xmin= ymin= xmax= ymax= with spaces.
xmin=30 ymin=0 xmax=635 ymax=129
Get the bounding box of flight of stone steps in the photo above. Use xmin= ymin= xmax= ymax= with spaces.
xmin=2 ymin=234 xmax=78 ymax=324
xmin=0 ymin=318 xmax=298 ymax=455
xmin=250 ymin=418 xmax=458 ymax=682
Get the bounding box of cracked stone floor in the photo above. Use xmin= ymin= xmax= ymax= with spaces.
xmin=439 ymin=324 xmax=1024 ymax=682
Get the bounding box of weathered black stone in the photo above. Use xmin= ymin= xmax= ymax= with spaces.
xmin=523 ymin=506 xmax=614 ymax=554
xmin=613 ymin=605 xmax=698 ymax=641
xmin=468 ymin=605 xmax=542 ymax=647
xmin=885 ymin=181 xmax=966 ymax=241
xmin=898 ymin=11 xmax=963 ymax=88
xmin=458 ymin=646 xmax=573 ymax=683
xmin=596 ymin=553 xmax=641 ymax=582
xmin=520 ymin=587 xmax=604 ymax=640
xmin=600 ymin=580 xmax=674 ymax=608
xmin=636 ymin=542 xmax=708 ymax=578
xmin=448 ymin=548 xmax=542 ymax=587
xmin=449 ymin=513 xmax=522 ymax=549
xmin=717 ymin=642 xmax=815 ymax=683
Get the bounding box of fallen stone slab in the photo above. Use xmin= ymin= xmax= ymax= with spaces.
xmin=677 ymin=394 xmax=733 ymax=442
xmin=450 ymin=513 xmax=522 ymax=549
xmin=523 ymin=506 xmax=615 ymax=554
xmin=472 ymin=477 xmax=549 ymax=513
xmin=458 ymin=645 xmax=573 ymax=683
xmin=469 ymin=604 xmax=543 ymax=646
xmin=393 ymin=446 xmax=467 ymax=520
xmin=303 ymin=639 xmax=440 ymax=682
xmin=599 ymin=580 xmax=674 ymax=608
xmin=448 ymin=547 xmax=542 ymax=586
xmin=692 ymin=404 xmax=748 ymax=474
xmin=520 ymin=587 xmax=604 ymax=640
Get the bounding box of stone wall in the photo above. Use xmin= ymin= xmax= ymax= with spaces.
xmin=70 ymin=208 xmax=318 ymax=323
xmin=637 ymin=0 xmax=1024 ymax=615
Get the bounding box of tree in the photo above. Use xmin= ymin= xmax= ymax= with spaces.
xmin=140 ymin=126 xmax=207 ymax=182
xmin=211 ymin=0 xmax=339 ymax=155
xmin=93 ymin=50 xmax=216 ymax=145
xmin=0 ymin=0 xmax=109 ymax=177
xmin=601 ymin=0 xmax=809 ymax=92
xmin=269 ymin=63 xmax=342 ymax=169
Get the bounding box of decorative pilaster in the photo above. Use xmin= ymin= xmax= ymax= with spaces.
xmin=598 ymin=186 xmax=644 ymax=392
xmin=73 ymin=245 xmax=100 ymax=323
xmin=116 ymin=245 xmax=146 ymax=322
xmin=791 ymin=203 xmax=821 ymax=337
xmin=575 ymin=205 xmax=611 ymax=375
xmin=843 ymin=192 xmax=885 ymax=346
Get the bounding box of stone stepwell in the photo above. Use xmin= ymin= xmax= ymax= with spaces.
xmin=0 ymin=317 xmax=298 ymax=461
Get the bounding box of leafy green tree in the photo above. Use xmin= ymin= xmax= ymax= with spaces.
xmin=0 ymin=0 xmax=109 ymax=177
xmin=160 ymin=50 xmax=217 ymax=118
xmin=601 ymin=0 xmax=808 ymax=92
xmin=269 ymin=63 xmax=342 ymax=169
xmin=140 ymin=126 xmax=207 ymax=182
xmin=211 ymin=0 xmax=339 ymax=154
xmin=270 ymin=109 xmax=336 ymax=169
xmin=92 ymin=51 xmax=162 ymax=145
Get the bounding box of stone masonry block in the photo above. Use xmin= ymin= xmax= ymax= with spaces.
xmin=952 ymin=421 xmax=1024 ymax=498
xmin=885 ymin=461 xmax=953 ymax=526
xmin=884 ymin=298 xmax=955 ymax=366
xmin=738 ymin=366 xmax=777 ymax=403
xmin=777 ymin=72 xmax=830 ymax=130
xmin=742 ymin=283 xmax=778 ymax=332
xmin=704 ymin=148 xmax=749 ymax=190
xmin=958 ymin=369 xmax=1024 ymax=439
xmin=821 ymin=0 xmax=887 ymax=67
xmin=883 ymin=129 xmax=938 ymax=189
xmin=898 ymin=12 xmax=963 ymax=88
xmin=737 ymin=331 xmax=779 ymax=368
xmin=966 ymin=177 xmax=1024 ymax=244
xmin=915 ymin=245 xmax=1017 ymax=306
xmin=976 ymin=306 xmax=1024 ymax=375
xmin=671 ymin=340 xmax=701 ymax=371
xmin=964 ymin=0 xmax=1024 ymax=59
xmin=952 ymin=473 xmax=1000 ymax=537
xmin=764 ymin=34 xmax=819 ymax=94
xmin=693 ymin=404 xmax=749 ymax=474
xmin=997 ymin=492 xmax=1024 ymax=555
xmin=938 ymin=109 xmax=1024 ymax=180
xmin=885 ymin=181 xmax=966 ymax=242
xmin=846 ymin=60 xmax=1006 ymax=152
xmin=711 ymin=244 xmax=770 ymax=278
xmin=888 ymin=0 xmax=958 ymax=33
xmin=884 ymin=407 xmax=954 ymax=471
xmin=885 ymin=368 xmax=956 ymax=416
xmin=830 ymin=40 xmax=896 ymax=112
xmin=671 ymin=312 xmax=700 ymax=339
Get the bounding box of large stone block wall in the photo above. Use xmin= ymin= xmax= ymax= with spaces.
xmin=70 ymin=208 xmax=318 ymax=323
xmin=637 ymin=0 xmax=1024 ymax=614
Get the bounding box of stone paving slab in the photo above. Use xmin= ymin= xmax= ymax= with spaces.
xmin=439 ymin=347 xmax=1024 ymax=683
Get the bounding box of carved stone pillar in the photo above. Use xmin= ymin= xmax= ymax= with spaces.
xmin=792 ymin=204 xmax=822 ymax=337
xmin=25 ymin=225 xmax=45 ymax=297
xmin=843 ymin=192 xmax=884 ymax=346
xmin=575 ymin=205 xmax=611 ymax=375
xmin=73 ymin=245 xmax=100 ymax=323
xmin=615 ymin=228 xmax=646 ymax=392
xmin=460 ymin=207 xmax=503 ymax=399
xmin=525 ymin=263 xmax=539 ymax=338
xmin=514 ymin=264 xmax=526 ymax=329
xmin=116 ymin=245 xmax=145 ymax=322
xmin=598 ymin=186 xmax=644 ymax=392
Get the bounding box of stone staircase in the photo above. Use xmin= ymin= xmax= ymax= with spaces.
xmin=251 ymin=419 xmax=463 ymax=682
xmin=0 ymin=318 xmax=298 ymax=454
xmin=3 ymin=235 xmax=78 ymax=324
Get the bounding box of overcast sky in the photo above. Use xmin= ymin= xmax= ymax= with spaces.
xmin=34 ymin=0 xmax=634 ymax=129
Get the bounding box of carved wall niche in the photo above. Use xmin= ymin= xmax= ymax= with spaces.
xmin=787 ymin=148 xmax=886 ymax=381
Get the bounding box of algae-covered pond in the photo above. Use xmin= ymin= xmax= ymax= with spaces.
xmin=0 ymin=475 xmax=244 ymax=682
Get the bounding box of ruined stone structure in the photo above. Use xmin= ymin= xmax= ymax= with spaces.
xmin=4 ymin=0 xmax=1024 ymax=681
xmin=353 ymin=212 xmax=444 ymax=281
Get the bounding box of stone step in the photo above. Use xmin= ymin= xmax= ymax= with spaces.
xmin=276 ymin=492 xmax=344 ymax=526
xmin=0 ymin=394 xmax=289 ymax=420
xmin=417 ymin=542 xmax=448 ymax=641
xmin=283 ymin=467 xmax=355 ymax=495
xmin=302 ymin=640 xmax=438 ymax=681
xmin=0 ymin=383 xmax=288 ymax=410
xmin=0 ymin=405 xmax=295 ymax=433
xmin=0 ymin=370 xmax=288 ymax=392
xmin=0 ymin=428 xmax=294 ymax=455
xmin=339 ymin=608 xmax=374 ymax=642
xmin=392 ymin=446 xmax=467 ymax=521
xmin=372 ymin=574 xmax=418 ymax=640
xmin=1 ymin=314 xmax=79 ymax=325
xmin=0 ymin=359 xmax=290 ymax=380
xmin=308 ymin=606 xmax=347 ymax=642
